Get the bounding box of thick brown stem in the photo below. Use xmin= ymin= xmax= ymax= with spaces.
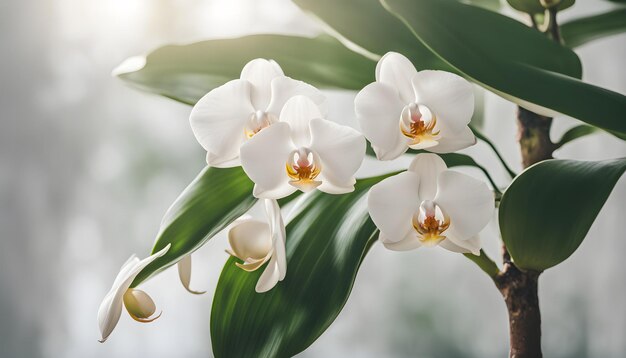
xmin=516 ymin=107 xmax=556 ymax=168
xmin=496 ymin=266 xmax=542 ymax=358
xmin=495 ymin=106 xmax=556 ymax=357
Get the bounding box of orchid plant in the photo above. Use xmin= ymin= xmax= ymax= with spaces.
xmin=100 ymin=0 xmax=626 ymax=357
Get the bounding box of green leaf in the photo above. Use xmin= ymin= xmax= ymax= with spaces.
xmin=506 ymin=0 xmax=574 ymax=14
xmin=211 ymin=175 xmax=386 ymax=358
xmin=116 ymin=34 xmax=377 ymax=105
xmin=499 ymin=158 xmax=626 ymax=271
xmin=381 ymin=0 xmax=626 ymax=138
xmin=467 ymin=0 xmax=502 ymax=11
xmin=297 ymin=0 xmax=580 ymax=77
xmin=562 ymin=9 xmax=626 ymax=48
xmin=130 ymin=167 xmax=257 ymax=287
xmin=555 ymin=124 xmax=599 ymax=149
xmin=293 ymin=0 xmax=452 ymax=72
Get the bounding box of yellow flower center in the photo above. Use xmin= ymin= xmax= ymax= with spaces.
xmin=244 ymin=110 xmax=277 ymax=138
xmin=400 ymin=103 xmax=440 ymax=145
xmin=286 ymin=148 xmax=322 ymax=191
xmin=412 ymin=200 xmax=450 ymax=246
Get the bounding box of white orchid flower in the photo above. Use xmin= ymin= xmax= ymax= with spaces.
xmin=98 ymin=244 xmax=170 ymax=342
xmin=240 ymin=95 xmax=366 ymax=199
xmin=355 ymin=52 xmax=476 ymax=160
xmin=368 ymin=154 xmax=493 ymax=254
xmin=190 ymin=58 xmax=326 ymax=167
xmin=226 ymin=199 xmax=286 ymax=293
xmin=177 ymin=254 xmax=206 ymax=295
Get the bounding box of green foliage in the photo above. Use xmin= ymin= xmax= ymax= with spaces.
xmin=293 ymin=0 xmax=452 ymax=71
xmin=380 ymin=0 xmax=626 ymax=138
xmin=116 ymin=34 xmax=376 ymax=105
xmin=561 ymin=9 xmax=626 ymax=48
xmin=506 ymin=0 xmax=574 ymax=14
xmin=130 ymin=167 xmax=256 ymax=287
xmin=555 ymin=124 xmax=599 ymax=149
xmin=211 ymin=175 xmax=385 ymax=358
xmin=499 ymin=158 xmax=626 ymax=271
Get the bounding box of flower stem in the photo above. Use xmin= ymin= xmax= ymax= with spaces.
xmin=464 ymin=250 xmax=500 ymax=279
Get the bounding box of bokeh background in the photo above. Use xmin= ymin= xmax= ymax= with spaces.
xmin=1 ymin=0 xmax=625 ymax=357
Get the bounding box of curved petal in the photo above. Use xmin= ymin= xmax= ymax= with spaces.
xmin=189 ymin=79 xmax=254 ymax=167
xmin=265 ymin=199 xmax=287 ymax=280
xmin=256 ymin=255 xmax=281 ymax=293
xmin=367 ymin=172 xmax=421 ymax=243
xmin=375 ymin=52 xmax=418 ymax=103
xmin=279 ymin=96 xmax=322 ymax=148
xmin=412 ymin=70 xmax=474 ymax=134
xmin=227 ymin=219 xmax=272 ymax=261
xmin=434 ymin=171 xmax=494 ymax=242
xmin=266 ymin=76 xmax=327 ymax=116
xmin=97 ymin=244 xmax=170 ymax=343
xmin=240 ymin=58 xmax=284 ymax=110
xmin=380 ymin=231 xmax=422 ymax=252
xmin=427 ymin=126 xmax=477 ymax=154
xmin=407 ymin=153 xmax=448 ymax=201
xmin=354 ymin=82 xmax=408 ymax=161
xmin=309 ymin=118 xmax=365 ymax=194
xmin=123 ymin=289 xmax=158 ymax=321
xmin=441 ymin=236 xmax=482 ymax=255
xmin=240 ymin=123 xmax=296 ymax=199
xmin=177 ymin=255 xmax=206 ymax=295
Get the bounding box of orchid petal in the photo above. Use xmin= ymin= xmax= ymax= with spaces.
xmin=375 ymin=52 xmax=418 ymax=103
xmin=441 ymin=236 xmax=482 ymax=255
xmin=368 ymin=172 xmax=421 ymax=243
xmin=189 ymin=79 xmax=254 ymax=168
xmin=426 ymin=126 xmax=477 ymax=154
xmin=240 ymin=122 xmax=296 ymax=199
xmin=266 ymin=76 xmax=327 ymax=116
xmin=97 ymin=244 xmax=170 ymax=343
xmin=354 ymin=82 xmax=408 ymax=160
xmin=379 ymin=231 xmax=422 ymax=252
xmin=240 ymin=58 xmax=284 ymax=110
xmin=228 ymin=219 xmax=273 ymax=261
xmin=434 ymin=171 xmax=494 ymax=242
xmin=123 ymin=289 xmax=158 ymax=322
xmin=309 ymin=118 xmax=365 ymax=194
xmin=279 ymin=96 xmax=322 ymax=148
xmin=412 ymin=70 xmax=474 ymax=134
xmin=407 ymin=153 xmax=448 ymax=201
xmin=265 ymin=199 xmax=287 ymax=280
xmin=177 ymin=255 xmax=206 ymax=295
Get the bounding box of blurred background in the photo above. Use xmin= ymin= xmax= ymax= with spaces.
xmin=1 ymin=0 xmax=625 ymax=357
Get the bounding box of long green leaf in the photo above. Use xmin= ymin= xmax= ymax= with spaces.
xmin=130 ymin=167 xmax=257 ymax=287
xmin=116 ymin=34 xmax=377 ymax=105
xmin=295 ymin=0 xmax=580 ymax=78
xmin=499 ymin=158 xmax=626 ymax=271
xmin=380 ymin=0 xmax=626 ymax=137
xmin=555 ymin=124 xmax=599 ymax=149
xmin=211 ymin=175 xmax=386 ymax=358
xmin=562 ymin=9 xmax=626 ymax=48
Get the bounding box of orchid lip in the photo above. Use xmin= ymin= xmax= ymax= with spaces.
xmin=244 ymin=110 xmax=277 ymax=138
xmin=412 ymin=200 xmax=450 ymax=246
xmin=286 ymin=147 xmax=322 ymax=191
xmin=400 ymin=103 xmax=440 ymax=146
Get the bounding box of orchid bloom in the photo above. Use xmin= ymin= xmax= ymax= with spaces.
xmin=226 ymin=199 xmax=286 ymax=293
xmin=240 ymin=95 xmax=366 ymax=199
xmin=97 ymin=244 xmax=170 ymax=342
xmin=355 ymin=52 xmax=476 ymax=160
xmin=190 ymin=58 xmax=326 ymax=167
xmin=368 ymin=154 xmax=493 ymax=254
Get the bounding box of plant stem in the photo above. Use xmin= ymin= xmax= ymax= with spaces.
xmin=495 ymin=107 xmax=556 ymax=357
